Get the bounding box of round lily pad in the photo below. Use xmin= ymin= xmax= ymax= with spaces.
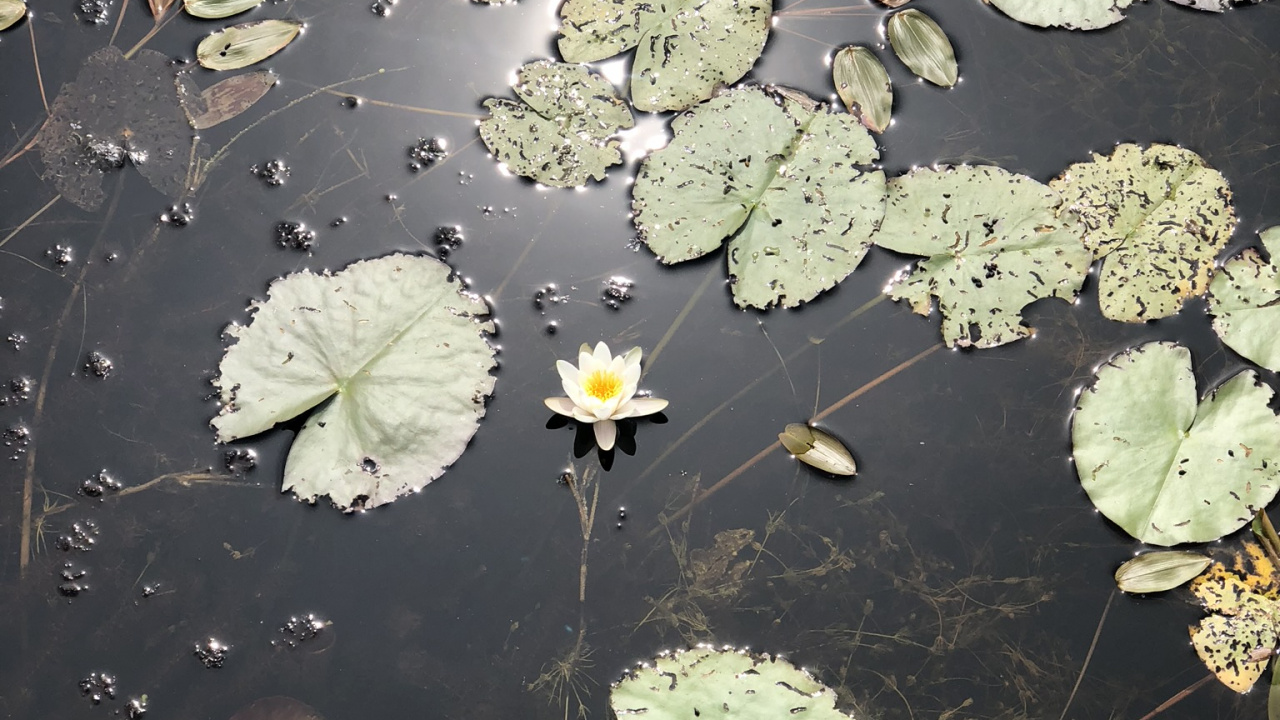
xmin=1208 ymin=226 xmax=1280 ymax=372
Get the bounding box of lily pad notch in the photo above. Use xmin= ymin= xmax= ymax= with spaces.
xmin=211 ymin=254 xmax=498 ymax=511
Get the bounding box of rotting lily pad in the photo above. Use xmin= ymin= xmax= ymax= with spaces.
xmin=610 ymin=646 xmax=855 ymax=720
xmin=557 ymin=0 xmax=772 ymax=112
xmin=632 ymin=85 xmax=885 ymax=309
xmin=479 ymin=60 xmax=633 ymax=188
xmin=211 ymin=254 xmax=497 ymax=512
xmin=35 ymin=46 xmax=196 ymax=211
xmin=873 ymin=165 xmax=1091 ymax=348
xmin=1050 ymin=143 xmax=1235 ymax=323
xmin=984 ymin=0 xmax=1143 ymax=30
xmin=1189 ymin=544 xmax=1280 ymax=693
xmin=1071 ymin=342 xmax=1280 ymax=546
xmin=1208 ymin=227 xmax=1280 ymax=372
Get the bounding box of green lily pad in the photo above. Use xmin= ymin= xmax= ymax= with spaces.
xmin=1071 ymin=342 xmax=1280 ymax=546
xmin=1050 ymin=143 xmax=1235 ymax=322
xmin=211 ymin=254 xmax=497 ymax=512
xmin=478 ymin=60 xmax=633 ymax=188
xmin=632 ymin=85 xmax=885 ymax=309
xmin=985 ymin=0 xmax=1142 ymax=30
xmin=1209 ymin=227 xmax=1280 ymax=372
xmin=873 ymin=165 xmax=1091 ymax=348
xmin=557 ymin=0 xmax=772 ymax=112
xmin=611 ymin=647 xmax=854 ymax=720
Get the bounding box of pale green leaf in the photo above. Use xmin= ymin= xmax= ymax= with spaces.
xmin=184 ymin=0 xmax=263 ymax=19
xmin=0 ymin=0 xmax=25 ymax=30
xmin=887 ymin=9 xmax=957 ymax=87
xmin=611 ymin=647 xmax=855 ymax=720
xmin=833 ymin=46 xmax=892 ymax=133
xmin=1169 ymin=0 xmax=1230 ymax=10
xmin=1050 ymin=143 xmax=1236 ymax=323
xmin=1114 ymin=550 xmax=1210 ymax=594
xmin=478 ymin=61 xmax=633 ymax=188
xmin=1071 ymin=342 xmax=1280 ymax=546
xmin=632 ymin=85 xmax=885 ymax=309
xmin=557 ymin=0 xmax=772 ymax=112
xmin=873 ymin=165 xmax=1091 ymax=348
xmin=779 ymin=423 xmax=857 ymax=476
xmin=196 ymin=19 xmax=301 ymax=71
xmin=211 ymin=254 xmax=497 ymax=511
xmin=1209 ymin=227 xmax=1280 ymax=372
xmin=986 ymin=0 xmax=1142 ymax=30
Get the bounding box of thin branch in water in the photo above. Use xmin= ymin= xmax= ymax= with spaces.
xmin=643 ymin=263 xmax=719 ymax=379
xmin=492 ymin=194 xmax=564 ymax=300
xmin=28 ymin=22 xmax=48 ymax=114
xmin=0 ymin=195 xmax=60 ymax=250
xmin=122 ymin=7 xmax=180 ymax=59
xmin=316 ymin=88 xmax=485 ymax=120
xmin=1134 ymin=674 xmax=1214 ymax=720
xmin=107 ymin=0 xmax=128 ymax=47
xmin=1058 ymin=588 xmax=1114 ymax=720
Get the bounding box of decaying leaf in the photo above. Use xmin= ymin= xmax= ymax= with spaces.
xmin=1208 ymin=226 xmax=1280 ymax=372
xmin=873 ymin=165 xmax=1091 ymax=348
xmin=557 ymin=0 xmax=772 ymax=112
xmin=832 ymin=46 xmax=892 ymax=134
xmin=1189 ymin=544 xmax=1280 ymax=693
xmin=0 ymin=0 xmax=26 ymax=30
xmin=1072 ymin=342 xmax=1280 ymax=546
xmin=478 ymin=60 xmax=633 ymax=188
xmin=227 ymin=697 xmax=325 ymax=720
xmin=779 ymin=423 xmax=857 ymax=476
xmin=184 ymin=0 xmax=264 ymax=19
xmin=983 ymin=0 xmax=1141 ymax=30
xmin=211 ymin=254 xmax=497 ymax=512
xmin=196 ymin=19 xmax=301 ymax=71
xmin=611 ymin=646 xmax=855 ymax=720
xmin=147 ymin=0 xmax=174 ymax=18
xmin=180 ymin=71 xmax=277 ymax=129
xmin=1114 ymin=550 xmax=1210 ymax=594
xmin=887 ymin=9 xmax=957 ymax=87
xmin=1050 ymin=143 xmax=1235 ymax=323
xmin=35 ymin=46 xmax=197 ymax=211
xmin=632 ymin=85 xmax=885 ymax=309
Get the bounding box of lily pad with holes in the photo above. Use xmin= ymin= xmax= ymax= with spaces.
xmin=1050 ymin=143 xmax=1235 ymax=322
xmin=1071 ymin=342 xmax=1280 ymax=546
xmin=478 ymin=60 xmax=633 ymax=188
xmin=34 ymin=46 xmax=196 ymax=211
xmin=1189 ymin=545 xmax=1280 ymax=693
xmin=211 ymin=254 xmax=497 ymax=511
xmin=1209 ymin=227 xmax=1280 ymax=372
xmin=632 ymin=85 xmax=885 ymax=309
xmin=610 ymin=647 xmax=855 ymax=720
xmin=985 ymin=0 xmax=1142 ymax=30
xmin=557 ymin=0 xmax=772 ymax=112
xmin=872 ymin=165 xmax=1091 ymax=348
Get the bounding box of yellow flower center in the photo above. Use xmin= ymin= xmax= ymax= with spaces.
xmin=582 ymin=369 xmax=623 ymax=402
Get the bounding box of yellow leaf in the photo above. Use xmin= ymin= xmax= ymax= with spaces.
xmin=1189 ymin=545 xmax=1280 ymax=693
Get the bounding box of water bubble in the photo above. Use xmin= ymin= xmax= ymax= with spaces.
xmin=618 ymin=507 xmax=627 ymax=519
xmin=125 ymin=696 xmax=148 ymax=719
xmin=330 ymin=217 xmax=346 ymax=228
xmin=45 ymin=244 xmax=73 ymax=268
xmin=56 ymin=520 xmax=99 ymax=552
xmin=370 ymin=0 xmax=389 ymax=16
xmin=75 ymin=0 xmax=112 ymax=23
xmin=532 ymin=284 xmax=565 ymax=312
xmin=3 ymin=425 xmax=30 ymax=460
xmin=479 ymin=205 xmax=496 ymax=217
xmin=80 ymin=470 xmax=122 ymax=498
xmin=223 ymin=448 xmax=257 ymax=474
xmin=602 ymin=277 xmax=634 ymax=310
xmin=141 ymin=583 xmax=160 ymax=598
xmin=193 ymin=638 xmax=230 ymax=669
xmin=83 ymin=351 xmax=114 ymax=379
xmin=433 ymin=226 xmax=463 ymax=259
xmin=104 ymin=252 xmax=119 ymax=263
xmin=0 ymin=376 xmax=33 ymax=406
xmin=78 ymin=672 xmax=116 ymax=704
xmin=275 ymin=221 xmax=316 ymax=252
xmin=342 ymin=96 xmax=360 ymax=109
xmin=60 ymin=562 xmax=89 ymax=596
xmin=458 ymin=171 xmax=474 ymax=185
xmin=252 ymin=159 xmax=290 ymax=187
xmin=6 ymin=333 xmax=25 ymax=351
xmin=82 ymin=136 xmax=126 ymax=169
xmin=407 ymin=137 xmax=448 ymax=171
xmin=159 ymin=203 xmax=193 ymax=227
xmin=544 ymin=321 xmax=557 ymax=335
xmin=273 ymin=613 xmax=330 ymax=649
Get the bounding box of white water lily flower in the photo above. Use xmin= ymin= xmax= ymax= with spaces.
xmin=544 ymin=342 xmax=669 ymax=451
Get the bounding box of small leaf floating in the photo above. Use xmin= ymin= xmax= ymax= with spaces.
xmin=197 ymin=19 xmax=302 ymax=71
xmin=779 ymin=423 xmax=856 ymax=476
xmin=1114 ymin=550 xmax=1211 ymax=594
xmin=832 ymin=46 xmax=892 ymax=134
xmin=887 ymin=9 xmax=958 ymax=88
xmin=0 ymin=0 xmax=26 ymax=30
xmin=180 ymin=71 xmax=278 ymax=129
xmin=184 ymin=0 xmax=265 ymax=19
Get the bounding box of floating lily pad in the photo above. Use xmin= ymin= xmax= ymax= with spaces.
xmin=1051 ymin=143 xmax=1235 ymax=322
xmin=557 ymin=0 xmax=772 ymax=112
xmin=197 ymin=19 xmax=301 ymax=71
xmin=0 ymin=0 xmax=25 ymax=31
xmin=611 ymin=647 xmax=854 ymax=720
xmin=478 ymin=60 xmax=633 ymax=188
xmin=632 ymin=85 xmax=885 ymax=309
xmin=211 ymin=254 xmax=497 ymax=512
xmin=985 ymin=0 xmax=1141 ymax=30
xmin=1189 ymin=544 xmax=1280 ymax=693
xmin=873 ymin=165 xmax=1091 ymax=348
xmin=1209 ymin=227 xmax=1280 ymax=372
xmin=1071 ymin=342 xmax=1280 ymax=546
xmin=35 ymin=46 xmax=195 ymax=211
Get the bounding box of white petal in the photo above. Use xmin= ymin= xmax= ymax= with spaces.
xmin=556 ymin=359 xmax=579 ymax=387
xmin=592 ymin=341 xmax=612 ymax=366
xmin=594 ymin=419 xmax=617 ymax=451
xmin=623 ymin=346 xmax=642 ymax=367
xmin=544 ymin=397 xmax=578 ymax=417
xmin=578 ymin=344 xmax=594 ymax=371
xmin=626 ymin=397 xmax=668 ymax=417
xmin=623 ymin=361 xmax=641 ymax=386
xmin=571 ymin=407 xmax=596 ymax=423
xmin=594 ymin=394 xmax=623 ymax=420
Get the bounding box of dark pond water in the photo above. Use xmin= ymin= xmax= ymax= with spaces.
xmin=1 ymin=1 xmax=1278 ymax=718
